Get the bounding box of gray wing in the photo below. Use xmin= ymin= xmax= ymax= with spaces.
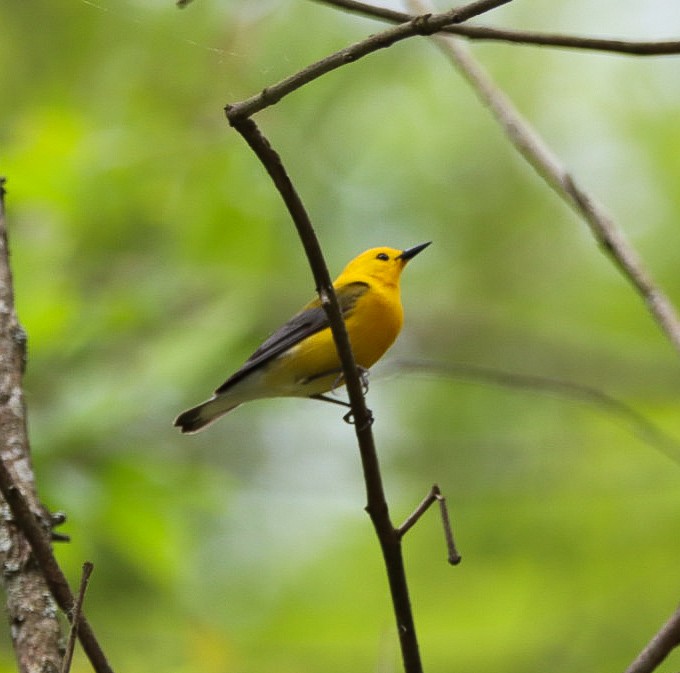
xmin=214 ymin=282 xmax=368 ymax=394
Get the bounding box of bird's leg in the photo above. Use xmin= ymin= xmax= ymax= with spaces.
xmin=310 ymin=366 xmax=372 ymax=426
xmin=309 ymin=394 xmax=374 ymax=428
xmin=327 ymin=366 xmax=369 ymax=395
xmin=310 ymin=394 xmax=351 ymax=409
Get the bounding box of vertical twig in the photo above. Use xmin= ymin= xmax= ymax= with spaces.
xmin=434 ymin=487 xmax=460 ymax=566
xmin=61 ymin=562 xmax=95 ymax=673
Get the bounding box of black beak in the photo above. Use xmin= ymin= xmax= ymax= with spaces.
xmin=397 ymin=241 xmax=431 ymax=261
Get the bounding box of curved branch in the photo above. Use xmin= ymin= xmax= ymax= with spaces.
xmin=314 ymin=0 xmax=680 ymax=56
xmin=225 ymin=117 xmax=423 ymax=672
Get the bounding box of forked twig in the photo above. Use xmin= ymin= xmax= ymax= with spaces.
xmin=398 ymin=484 xmax=461 ymax=565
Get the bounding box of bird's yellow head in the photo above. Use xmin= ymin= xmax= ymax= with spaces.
xmin=336 ymin=242 xmax=431 ymax=287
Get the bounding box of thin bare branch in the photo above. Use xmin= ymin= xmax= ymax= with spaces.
xmin=403 ymin=0 xmax=680 ymax=357
xmin=61 ymin=562 xmax=94 ymax=673
xmin=624 ymin=604 xmax=680 ymax=673
xmin=447 ymin=25 xmax=680 ymax=55
xmin=226 ymin=0 xmax=510 ymax=120
xmin=398 ymin=484 xmax=461 ymax=565
xmin=313 ymin=0 xmax=680 ymax=56
xmin=393 ymin=359 xmax=680 ymax=464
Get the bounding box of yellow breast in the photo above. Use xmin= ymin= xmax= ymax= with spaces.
xmin=344 ymin=282 xmax=403 ymax=368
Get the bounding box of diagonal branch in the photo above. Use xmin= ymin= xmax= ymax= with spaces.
xmin=0 ymin=459 xmax=115 ymax=673
xmin=226 ymin=0 xmax=510 ymax=120
xmin=624 ymin=604 xmax=680 ymax=673
xmin=404 ymin=0 xmax=680 ymax=357
xmin=313 ymin=0 xmax=680 ymax=56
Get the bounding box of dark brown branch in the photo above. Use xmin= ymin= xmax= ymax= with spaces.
xmin=61 ymin=562 xmax=94 ymax=673
xmin=397 ymin=484 xmax=461 ymax=565
xmin=313 ymin=0 xmax=680 ymax=56
xmin=224 ymin=116 xmax=423 ymax=672
xmin=624 ymin=604 xmax=680 ymax=673
xmin=226 ymin=0 xmax=510 ymax=120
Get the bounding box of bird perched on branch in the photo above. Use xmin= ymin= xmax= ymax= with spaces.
xmin=174 ymin=242 xmax=430 ymax=433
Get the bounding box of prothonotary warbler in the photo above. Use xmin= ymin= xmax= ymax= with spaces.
xmin=174 ymin=242 xmax=430 ymax=433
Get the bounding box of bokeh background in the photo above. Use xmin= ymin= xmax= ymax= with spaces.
xmin=2 ymin=1 xmax=680 ymax=671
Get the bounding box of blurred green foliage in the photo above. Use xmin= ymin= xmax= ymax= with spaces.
xmin=2 ymin=1 xmax=680 ymax=671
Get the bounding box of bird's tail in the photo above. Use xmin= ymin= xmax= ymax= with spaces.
xmin=174 ymin=396 xmax=241 ymax=434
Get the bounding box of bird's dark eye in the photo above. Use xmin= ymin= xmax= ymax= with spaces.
xmin=376 ymin=253 xmax=389 ymax=261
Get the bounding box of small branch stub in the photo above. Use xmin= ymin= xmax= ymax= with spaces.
xmin=398 ymin=484 xmax=461 ymax=565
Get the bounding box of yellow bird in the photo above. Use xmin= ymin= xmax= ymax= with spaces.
xmin=174 ymin=242 xmax=430 ymax=433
